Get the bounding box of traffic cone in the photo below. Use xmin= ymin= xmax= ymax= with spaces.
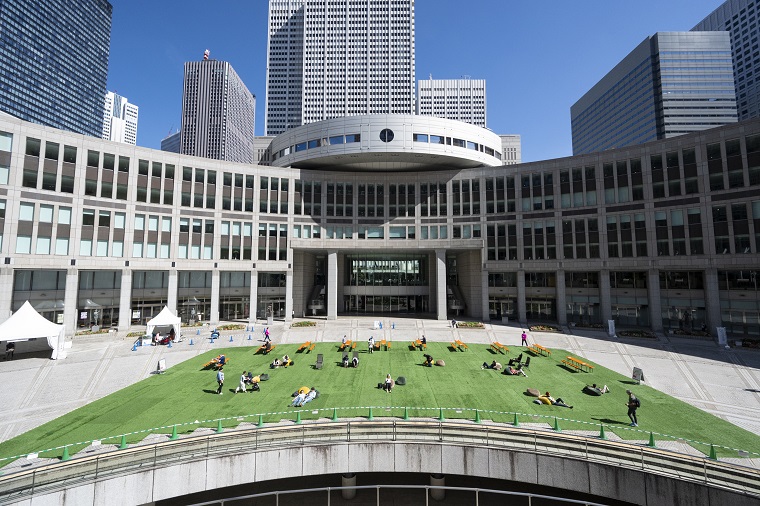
xmin=295 ymin=411 xmax=302 ymax=424
xmin=332 ymin=408 xmax=339 ymax=421
xmin=61 ymin=445 xmax=70 ymax=461
xmin=229 ymin=335 xmax=234 ymax=342
xmin=257 ymin=414 xmax=264 ymax=428
xmin=216 ymin=420 xmax=224 ymax=433
xmin=131 ymin=343 xmax=137 ymax=351
xmin=513 ymin=413 xmax=520 ymax=427
xmin=553 ymin=417 xmax=561 ymax=432
xmin=598 ymin=424 xmax=607 ymax=440
xmin=196 ymin=329 xmax=201 ymax=335
xmin=368 ymin=407 xmax=374 ymax=421
xmin=170 ymin=425 xmax=178 ymax=440
xmin=189 ymin=338 xmax=194 ymax=345
xmin=403 ymin=407 xmax=409 ymax=420
xmin=709 ymin=444 xmax=718 ymax=460
xmin=438 ymin=408 xmax=445 ymax=422
xmin=248 ymin=334 xmax=252 ymax=341
xmin=474 ymin=410 xmax=481 ymax=424
xmin=647 ymin=432 xmax=656 ymax=448
xmin=119 ymin=435 xmax=127 ymax=449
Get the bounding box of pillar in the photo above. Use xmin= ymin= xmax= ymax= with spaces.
xmin=704 ymin=268 xmax=720 ymax=338
xmin=481 ymin=270 xmax=490 ymax=322
xmin=327 ymin=251 xmax=338 ymax=320
xmin=118 ymin=269 xmax=132 ymax=331
xmin=435 ymin=249 xmax=447 ymax=321
xmin=63 ymin=268 xmax=78 ymax=336
xmin=249 ymin=270 xmax=258 ymax=323
xmin=556 ymin=269 xmax=567 ymax=325
xmin=600 ymin=269 xmax=612 ymax=323
xmin=0 ymin=268 xmax=13 ymax=320
xmin=430 ymin=474 xmax=445 ymax=501
xmin=167 ymin=270 xmax=178 ymax=315
xmin=647 ymin=269 xmax=663 ymax=333
xmin=210 ymin=269 xmax=220 ymax=324
xmin=517 ymin=270 xmax=526 ymax=324
xmin=341 ymin=473 xmax=356 ymax=500
xmin=285 ymin=270 xmax=293 ymax=323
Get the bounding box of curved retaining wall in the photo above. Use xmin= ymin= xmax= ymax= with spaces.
xmin=2 ymin=421 xmax=759 ymax=506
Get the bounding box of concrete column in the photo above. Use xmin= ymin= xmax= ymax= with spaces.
xmin=249 ymin=270 xmax=258 ymax=323
xmin=0 ymin=268 xmax=13 ymax=321
xmin=63 ymin=268 xmax=78 ymax=336
xmin=435 ymin=249 xmax=447 ymax=321
xmin=285 ymin=270 xmax=293 ymax=323
xmin=430 ymin=474 xmax=445 ymax=501
xmin=600 ymin=269 xmax=612 ymax=323
xmin=327 ymin=251 xmax=338 ymax=320
xmin=210 ymin=270 xmax=220 ymax=324
xmin=118 ymin=270 xmax=132 ymax=331
xmin=341 ymin=473 xmax=356 ymax=500
xmin=481 ymin=270 xmax=490 ymax=322
xmin=704 ymin=268 xmax=720 ymax=338
xmin=517 ymin=270 xmax=526 ymax=324
xmin=167 ymin=270 xmax=178 ymax=315
xmin=647 ymin=269 xmax=663 ymax=333
xmin=556 ymin=269 xmax=567 ymax=325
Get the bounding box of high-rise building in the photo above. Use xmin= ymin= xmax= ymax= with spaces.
xmin=571 ymin=32 xmax=738 ymax=155
xmin=499 ymin=135 xmax=521 ymax=165
xmin=102 ymin=91 xmax=138 ymax=145
xmin=0 ymin=0 xmax=112 ymax=137
xmin=417 ymin=78 xmax=486 ymax=128
xmin=161 ymin=130 xmax=181 ymax=154
xmin=693 ymin=0 xmax=760 ymax=121
xmin=265 ymin=0 xmax=415 ymax=136
xmin=180 ymin=58 xmax=256 ymax=163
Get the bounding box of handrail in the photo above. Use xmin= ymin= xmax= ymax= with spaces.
xmin=0 ymin=420 xmax=759 ymax=505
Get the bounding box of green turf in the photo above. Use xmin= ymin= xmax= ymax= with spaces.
xmin=1 ymin=342 xmax=759 ymax=461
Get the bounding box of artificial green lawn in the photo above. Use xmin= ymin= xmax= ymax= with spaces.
xmin=1 ymin=342 xmax=759 ymax=462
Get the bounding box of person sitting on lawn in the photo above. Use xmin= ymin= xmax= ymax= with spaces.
xmin=504 ymin=363 xmax=527 ymax=377
xmin=420 ymin=336 xmax=427 ymax=345
xmin=351 ymin=355 xmax=359 ymax=368
xmin=290 ymin=391 xmax=307 ymax=407
xmin=482 ymin=360 xmax=502 ymax=370
xmin=246 ymin=372 xmax=261 ymax=391
xmin=423 ymin=354 xmax=434 ymax=367
xmin=271 ymin=357 xmax=282 ymax=368
xmin=302 ymin=387 xmax=318 ymax=404
xmin=282 ymin=354 xmax=292 ymax=367
xmin=544 ymin=391 xmax=573 ymax=409
xmin=218 ymin=354 xmax=227 ymax=367
xmin=342 ymin=354 xmax=349 ymax=367
xmin=384 ymin=373 xmax=394 ymax=393
xmin=583 ymin=383 xmax=609 ymax=395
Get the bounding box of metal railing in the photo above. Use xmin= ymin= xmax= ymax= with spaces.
xmin=1 ymin=419 xmax=759 ymax=504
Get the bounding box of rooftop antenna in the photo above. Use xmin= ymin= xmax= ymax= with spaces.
xmin=462 ymin=74 xmax=471 ymax=80
xmin=203 ymin=49 xmax=210 ymax=60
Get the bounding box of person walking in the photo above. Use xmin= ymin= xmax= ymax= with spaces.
xmin=5 ymin=342 xmax=15 ymax=360
xmin=368 ymin=336 xmax=375 ymax=354
xmin=626 ymin=389 xmax=640 ymax=426
xmin=216 ymin=367 xmax=225 ymax=395
xmin=264 ymin=327 xmax=271 ymax=342
xmin=235 ymin=371 xmax=247 ymax=393
xmin=521 ymin=331 xmax=528 ymax=346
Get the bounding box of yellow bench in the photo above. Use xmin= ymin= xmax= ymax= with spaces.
xmin=297 ymin=341 xmax=311 ymax=352
xmin=308 ymin=342 xmax=316 ymax=353
xmin=562 ymin=356 xmax=593 ymax=372
xmin=256 ymin=344 xmax=276 ymax=355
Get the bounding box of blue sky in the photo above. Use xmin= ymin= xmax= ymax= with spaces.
xmin=107 ymin=0 xmax=724 ymax=162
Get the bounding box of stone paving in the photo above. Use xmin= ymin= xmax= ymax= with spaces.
xmin=1 ymin=318 xmax=759 ymax=465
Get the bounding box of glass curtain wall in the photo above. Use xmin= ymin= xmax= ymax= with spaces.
xmin=343 ymin=254 xmax=429 ymax=314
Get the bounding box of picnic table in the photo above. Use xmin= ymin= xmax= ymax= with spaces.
xmin=562 ymin=355 xmax=594 ymax=372
xmin=375 ymin=339 xmax=390 ymax=351
xmin=451 ymin=340 xmax=469 ymax=351
xmin=297 ymin=341 xmax=311 ymax=352
xmin=203 ymin=355 xmax=230 ymax=370
xmin=490 ymin=342 xmax=508 ymax=354
xmin=528 ymin=344 xmax=551 ymax=356
xmin=339 ymin=340 xmax=352 ymax=351
xmin=411 ymin=339 xmax=427 ymax=351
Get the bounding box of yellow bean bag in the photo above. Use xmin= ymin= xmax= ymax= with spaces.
xmin=537 ymin=396 xmax=552 ymax=405
xmin=298 ymin=386 xmax=310 ymax=395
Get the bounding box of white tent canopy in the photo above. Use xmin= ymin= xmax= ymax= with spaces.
xmin=146 ymin=306 xmax=181 ymax=338
xmin=0 ymin=301 xmax=66 ymax=359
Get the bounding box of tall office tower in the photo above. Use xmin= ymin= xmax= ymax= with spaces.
xmin=499 ymin=135 xmax=521 ymax=165
xmin=180 ymin=58 xmax=256 ymax=163
xmin=161 ymin=131 xmax=181 ymax=153
xmin=265 ymin=0 xmax=416 ymax=136
xmin=0 ymin=0 xmax=112 ymax=137
xmin=571 ymin=32 xmax=737 ymax=155
xmin=102 ymin=91 xmax=138 ymax=145
xmin=693 ymin=0 xmax=760 ymax=120
xmin=417 ymin=78 xmax=487 ymax=128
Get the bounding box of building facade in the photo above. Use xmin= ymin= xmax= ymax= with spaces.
xmin=571 ymin=32 xmax=738 ymax=155
xmin=417 ymin=78 xmax=486 ymax=128
xmin=160 ymin=131 xmax=181 ymax=154
xmin=500 ymin=135 xmax=521 ymax=166
xmin=1 ymin=111 xmax=759 ymax=343
xmin=102 ymin=91 xmax=138 ymax=145
xmin=0 ymin=0 xmax=112 ymax=137
xmin=693 ymin=0 xmax=760 ymax=121
xmin=264 ymin=0 xmax=415 ymax=136
xmin=180 ymin=59 xmax=256 ymax=164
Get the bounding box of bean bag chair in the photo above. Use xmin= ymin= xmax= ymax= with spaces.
xmin=583 ymin=385 xmax=603 ymax=396
xmin=396 ymin=376 xmax=406 ymax=385
xmin=298 ymin=386 xmax=309 ymax=395
xmin=526 ymin=388 xmax=541 ymax=397
xmin=536 ymin=396 xmax=552 ymax=405
xmin=435 ymin=359 xmax=446 ymax=367
xmin=260 ymin=374 xmax=269 ymax=381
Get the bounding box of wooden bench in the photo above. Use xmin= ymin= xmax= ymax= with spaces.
xmin=297 ymin=341 xmax=311 ymax=352
xmin=375 ymin=339 xmax=388 ymax=351
xmin=562 ymin=356 xmax=593 ymax=372
xmin=528 ymin=344 xmax=551 ymax=356
xmin=256 ymin=344 xmax=276 ymax=355
xmin=308 ymin=342 xmax=316 ymax=353
xmin=351 ymin=341 xmax=357 ymax=350
xmin=203 ymin=356 xmax=230 ymax=369
xmin=339 ymin=340 xmax=352 ymax=351
xmin=411 ymin=339 xmax=426 ymax=350
xmin=387 ymin=341 xmax=392 ymax=350
xmin=452 ymin=340 xmax=469 ymax=351
xmin=490 ymin=342 xmax=508 ymax=354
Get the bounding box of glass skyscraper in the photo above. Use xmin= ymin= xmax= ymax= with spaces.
xmin=0 ymin=0 xmax=112 ymax=137
xmin=571 ymin=32 xmax=738 ymax=155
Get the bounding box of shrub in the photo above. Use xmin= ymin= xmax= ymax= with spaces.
xmin=457 ymin=321 xmax=484 ymax=329
xmin=618 ymin=330 xmax=656 ymax=338
xmin=217 ymin=324 xmax=245 ymax=331
xmin=529 ymin=325 xmax=561 ymax=332
xmin=292 ymin=321 xmax=317 ymax=328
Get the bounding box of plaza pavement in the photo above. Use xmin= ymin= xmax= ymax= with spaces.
xmin=1 ymin=318 xmax=760 ymax=467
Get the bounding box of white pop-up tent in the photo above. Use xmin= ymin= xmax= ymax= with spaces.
xmin=146 ymin=306 xmax=181 ymax=338
xmin=0 ymin=301 xmax=66 ymax=359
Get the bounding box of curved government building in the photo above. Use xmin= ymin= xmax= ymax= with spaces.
xmin=0 ymin=111 xmax=759 ymax=345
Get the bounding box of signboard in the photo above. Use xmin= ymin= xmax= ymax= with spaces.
xmin=632 ymin=367 xmax=645 ymax=384
xmin=157 ymin=358 xmax=166 ymax=374
xmin=717 ymin=327 xmax=728 ymax=346
xmin=607 ymin=320 xmax=616 ymax=338
xmin=80 ymin=311 xmax=88 ymax=320
xmin=132 ymin=310 xmax=141 ymax=319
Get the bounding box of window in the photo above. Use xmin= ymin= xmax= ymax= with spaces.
xmin=39 ymin=205 xmax=53 ymax=223
xmin=15 ymin=236 xmax=31 ymax=254
xmin=19 ymin=203 xmax=34 ymax=221
xmin=58 ymin=207 xmax=71 ymax=225
xmin=55 ymin=238 xmax=69 ymax=255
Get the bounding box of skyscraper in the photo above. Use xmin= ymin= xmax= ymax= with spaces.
xmin=102 ymin=91 xmax=138 ymax=145
xmin=693 ymin=0 xmax=760 ymax=121
xmin=571 ymin=32 xmax=737 ymax=155
xmin=0 ymin=0 xmax=112 ymax=137
xmin=180 ymin=57 xmax=256 ymax=163
xmin=265 ymin=0 xmax=415 ymax=136
xmin=417 ymin=78 xmax=487 ymax=128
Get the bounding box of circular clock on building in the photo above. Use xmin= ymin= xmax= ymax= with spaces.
xmin=379 ymin=128 xmax=394 ymax=143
